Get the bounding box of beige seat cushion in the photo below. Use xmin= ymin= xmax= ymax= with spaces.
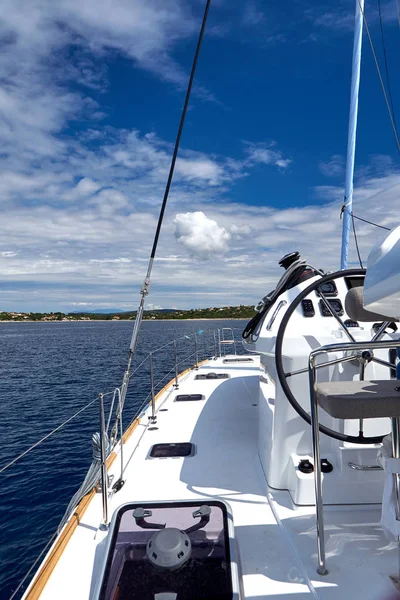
xmin=316 ymin=380 xmax=400 ymax=419
xmin=345 ymin=287 xmax=397 ymax=323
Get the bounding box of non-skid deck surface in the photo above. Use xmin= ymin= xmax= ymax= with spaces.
xmin=28 ymin=356 xmax=400 ymax=600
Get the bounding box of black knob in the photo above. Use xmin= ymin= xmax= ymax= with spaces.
xmin=321 ymin=458 xmax=333 ymax=473
xmin=279 ymin=252 xmax=301 ymax=270
xmin=298 ymin=459 xmax=313 ymax=474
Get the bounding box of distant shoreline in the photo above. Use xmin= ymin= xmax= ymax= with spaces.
xmin=0 ymin=317 xmax=248 ymax=323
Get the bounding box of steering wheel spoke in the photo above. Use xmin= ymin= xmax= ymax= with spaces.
xmin=317 ymin=291 xmax=356 ymax=343
xmin=284 ymin=353 xmax=356 ymax=378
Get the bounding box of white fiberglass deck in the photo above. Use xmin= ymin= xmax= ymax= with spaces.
xmin=27 ymin=356 xmax=400 ymax=600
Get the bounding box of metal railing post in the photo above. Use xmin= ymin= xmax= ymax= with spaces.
xmin=174 ymin=340 xmax=179 ymax=388
xmin=99 ymin=393 xmax=109 ymax=529
xmin=213 ymin=330 xmax=217 ymax=360
xmin=308 ymin=359 xmax=328 ymax=575
xmin=149 ymin=352 xmax=156 ymax=422
xmin=218 ymin=329 xmax=221 ymax=358
xmin=117 ymin=389 xmax=124 ymax=485
xmin=194 ymin=332 xmax=199 ymax=369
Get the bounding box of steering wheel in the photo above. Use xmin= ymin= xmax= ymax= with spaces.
xmin=275 ymin=268 xmax=392 ymax=444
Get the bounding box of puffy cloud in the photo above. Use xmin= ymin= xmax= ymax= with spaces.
xmin=175 ymin=158 xmax=225 ymax=186
xmin=174 ymin=211 xmax=231 ymax=259
xmin=319 ymin=155 xmax=345 ymax=178
xmin=244 ymin=141 xmax=291 ymax=169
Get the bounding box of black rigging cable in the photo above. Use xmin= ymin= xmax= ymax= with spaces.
xmin=340 ymin=204 xmax=391 ymax=230
xmin=377 ymin=0 xmax=397 ymax=132
xmin=150 ymin=0 xmax=211 ymax=260
xmin=351 ymin=212 xmax=364 ymax=268
xmin=358 ymin=0 xmax=400 ymax=153
xmin=351 ymin=212 xmax=391 ymax=230
xmin=126 ymin=0 xmax=212 ymax=357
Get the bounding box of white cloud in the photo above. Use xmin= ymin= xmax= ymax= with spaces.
xmin=319 ymin=155 xmax=345 ymax=178
xmin=309 ymin=1 xmax=398 ymax=32
xmin=230 ymin=224 xmax=252 ymax=237
xmin=242 ymin=3 xmax=265 ymax=27
xmin=174 ymin=211 xmax=231 ymax=259
xmin=74 ymin=178 xmax=101 ymax=197
xmin=175 ymin=158 xmax=225 ymax=185
xmin=1 ymin=0 xmax=397 ymax=314
xmin=72 ymin=302 xmax=93 ymax=306
xmin=244 ymin=142 xmax=291 ymax=169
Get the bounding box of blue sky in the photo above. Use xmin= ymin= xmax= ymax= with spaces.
xmin=0 ymin=0 xmax=399 ymax=312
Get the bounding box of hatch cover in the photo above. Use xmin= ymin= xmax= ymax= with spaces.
xmin=194 ymin=373 xmax=229 ymax=380
xmin=149 ymin=443 xmax=195 ymax=458
xmin=174 ymin=394 xmax=205 ymax=402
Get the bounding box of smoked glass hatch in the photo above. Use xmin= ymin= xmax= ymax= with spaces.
xmin=222 ymin=357 xmax=253 ymax=363
xmin=149 ymin=443 xmax=195 ymax=458
xmin=174 ymin=394 xmax=205 ymax=402
xmin=194 ymin=373 xmax=229 ymax=380
xmin=97 ymin=501 xmax=234 ymax=600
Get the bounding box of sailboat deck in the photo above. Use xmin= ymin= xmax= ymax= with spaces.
xmin=28 ymin=356 xmax=399 ymax=600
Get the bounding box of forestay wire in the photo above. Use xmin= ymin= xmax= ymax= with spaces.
xmin=106 ymin=0 xmax=213 ymax=445
xmin=128 ymin=0 xmax=212 ymax=357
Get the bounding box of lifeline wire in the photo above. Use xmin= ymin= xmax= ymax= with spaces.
xmin=0 ymin=396 xmax=98 ymax=474
xmin=8 ymin=532 xmax=59 ymax=600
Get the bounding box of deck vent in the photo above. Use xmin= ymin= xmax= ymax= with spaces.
xmin=175 ymin=394 xmax=205 ymax=402
xmin=223 ymin=357 xmax=253 ymax=363
xmin=194 ymin=373 xmax=230 ymax=380
xmin=149 ymin=443 xmax=195 ymax=458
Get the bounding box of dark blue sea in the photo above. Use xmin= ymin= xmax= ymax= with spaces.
xmin=0 ymin=319 xmax=248 ymax=599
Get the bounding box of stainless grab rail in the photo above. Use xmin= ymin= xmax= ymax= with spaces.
xmin=309 ymin=338 xmax=400 ymax=575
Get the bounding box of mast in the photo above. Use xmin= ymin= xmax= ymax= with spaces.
xmin=340 ymin=0 xmax=364 ymax=270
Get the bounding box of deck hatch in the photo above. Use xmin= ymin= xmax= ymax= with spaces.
xmin=96 ymin=500 xmax=237 ymax=600
xmin=174 ymin=394 xmax=205 ymax=402
xmin=194 ymin=372 xmax=230 ymax=380
xmin=222 ymin=357 xmax=253 ymax=363
xmin=149 ymin=443 xmax=195 ymax=458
